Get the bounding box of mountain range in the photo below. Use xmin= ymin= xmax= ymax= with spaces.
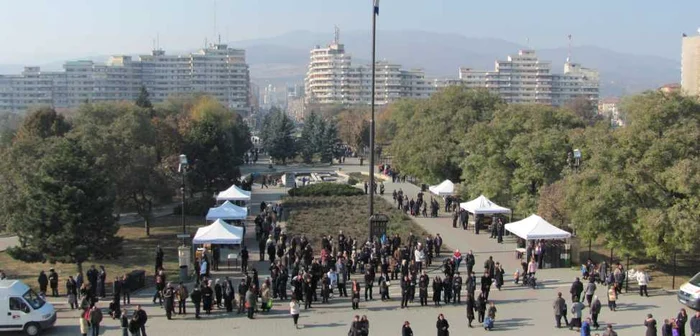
xmin=0 ymin=30 xmax=681 ymax=97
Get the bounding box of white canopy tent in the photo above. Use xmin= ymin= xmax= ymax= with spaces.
xmin=192 ymin=219 xmax=244 ymax=245
xmin=460 ymin=195 xmax=512 ymax=215
xmin=429 ymin=180 xmax=456 ymax=196
xmin=215 ymin=184 xmax=251 ymax=202
xmin=206 ymin=201 xmax=248 ymax=221
xmin=504 ymin=214 xmax=571 ymax=240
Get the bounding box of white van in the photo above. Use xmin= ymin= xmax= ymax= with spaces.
xmin=0 ymin=280 xmax=56 ymax=335
xmin=678 ymin=272 xmax=700 ymax=310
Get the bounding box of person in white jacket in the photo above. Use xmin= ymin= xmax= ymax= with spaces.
xmin=636 ymin=270 xmax=650 ymax=297
xmin=327 ymin=269 xmax=338 ymax=297
xmin=414 ymin=245 xmax=426 ymax=273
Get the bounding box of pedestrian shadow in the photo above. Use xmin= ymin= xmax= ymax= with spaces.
xmin=616 ymin=302 xmax=659 ymax=311
xmin=495 ymin=298 xmax=534 ymax=304
xmin=302 ymin=322 xmax=346 ymax=328
xmin=366 ymin=305 xmax=400 ymax=312
xmin=606 ymin=323 xmax=636 ymax=330
xmin=493 ymin=317 xmax=534 ymax=330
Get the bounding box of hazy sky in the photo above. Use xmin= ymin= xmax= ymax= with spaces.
xmin=0 ymin=0 xmax=696 ymax=64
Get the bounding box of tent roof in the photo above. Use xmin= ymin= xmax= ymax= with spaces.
xmin=429 ymin=180 xmax=455 ymax=196
xmin=193 ymin=219 xmax=243 ymax=245
xmin=215 ymin=184 xmax=251 ymax=201
xmin=206 ymin=201 xmax=248 ymax=220
xmin=460 ymin=195 xmax=511 ymax=215
xmin=504 ymin=214 xmax=571 ymax=240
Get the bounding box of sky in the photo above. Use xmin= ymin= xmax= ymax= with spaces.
xmin=0 ymin=0 xmax=697 ymax=64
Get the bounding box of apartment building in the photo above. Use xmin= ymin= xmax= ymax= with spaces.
xmin=682 ymin=33 xmax=700 ymax=97
xmin=304 ymin=36 xmax=434 ymax=105
xmin=450 ymin=50 xmax=599 ymax=106
xmin=0 ymin=44 xmax=250 ymax=113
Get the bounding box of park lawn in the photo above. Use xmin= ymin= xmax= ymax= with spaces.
xmin=284 ymin=195 xmax=445 ymax=252
xmin=347 ymin=172 xmax=380 ymax=183
xmin=0 ymin=215 xmax=204 ymax=292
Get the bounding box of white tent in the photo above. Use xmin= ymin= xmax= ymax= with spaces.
xmin=193 ymin=219 xmax=244 ymax=245
xmin=429 ymin=180 xmax=456 ymax=196
xmin=215 ymin=184 xmax=251 ymax=202
xmin=504 ymin=214 xmax=571 ymax=240
xmin=460 ymin=195 xmax=511 ymax=215
xmin=206 ymin=201 xmax=248 ymax=221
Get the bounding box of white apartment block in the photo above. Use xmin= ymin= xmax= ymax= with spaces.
xmin=0 ymin=44 xmax=250 ymax=114
xmin=304 ymin=37 xmax=433 ymax=105
xmin=443 ymin=50 xmax=599 ymax=106
xmin=681 ymin=33 xmax=700 ymax=97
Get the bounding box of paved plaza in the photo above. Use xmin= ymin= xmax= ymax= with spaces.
xmin=9 ymin=161 xmax=689 ymax=335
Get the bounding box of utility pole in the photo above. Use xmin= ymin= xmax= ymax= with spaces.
xmin=368 ymin=0 xmax=379 ymax=242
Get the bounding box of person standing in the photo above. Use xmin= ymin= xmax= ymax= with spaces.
xmin=176 ymin=283 xmax=188 ymax=315
xmin=246 ymin=285 xmax=257 ymax=319
xmin=89 ymin=304 xmax=103 ymax=336
xmin=401 ymin=275 xmax=410 ymax=308
xmin=48 ymin=268 xmax=59 ymax=297
xmin=120 ymin=309 xmax=129 ymax=336
xmin=466 ymin=293 xmax=476 ymax=327
xmin=154 ymin=245 xmax=164 ymax=274
xmin=676 ymin=308 xmax=689 ymax=336
xmin=585 ymin=279 xmax=597 ymax=307
xmin=163 ymin=284 xmax=174 ymax=320
xmin=290 ymin=298 xmax=300 ymax=329
xmin=436 ymin=313 xmax=450 ymax=336
xmin=202 ymin=282 xmax=214 ymax=315
xmin=134 ymin=305 xmax=148 ymax=336
xmin=645 ymin=314 xmax=658 ymax=336
xmin=554 ymin=292 xmax=566 ymax=328
xmin=607 ymin=285 xmax=617 ymax=311
xmin=419 ymin=271 xmax=429 ymax=306
xmin=486 ymin=302 xmax=497 ymax=330
xmin=571 ymin=277 xmax=584 ymax=303
xmin=38 ymin=271 xmax=48 ymax=296
xmin=477 ymin=291 xmax=487 ymax=323
xmin=364 ymin=268 xmax=374 ymax=301
xmin=432 ymin=276 xmax=442 ymax=307
xmin=360 ymin=315 xmax=370 ymax=336
xmin=637 ymin=269 xmax=650 ymax=297
xmin=570 ymin=300 xmax=585 ymax=331
xmin=590 ymin=296 xmax=602 ymax=329
xmin=453 ymin=272 xmax=463 ymax=303
xmin=690 ymin=311 xmax=700 ymax=336
xmin=603 ymin=324 xmax=619 ymax=336
xmin=67 ymin=276 xmax=78 ymax=310
xmin=402 ymin=321 xmax=413 ymax=336
xmin=581 ymin=317 xmax=592 ymax=336
xmin=79 ymin=307 xmax=89 ymax=336
xmin=190 ymin=286 xmax=202 ymax=319
xmin=351 ymin=280 xmax=361 ymax=310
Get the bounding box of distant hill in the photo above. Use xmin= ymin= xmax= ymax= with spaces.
xmin=0 ymin=30 xmax=680 ymax=97
xmin=231 ymin=30 xmax=680 ymax=97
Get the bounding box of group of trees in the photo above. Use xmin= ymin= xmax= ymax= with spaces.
xmin=382 ymin=86 xmax=700 ymax=261
xmin=0 ymin=90 xmax=251 ymax=271
xmin=260 ymin=108 xmax=341 ymax=164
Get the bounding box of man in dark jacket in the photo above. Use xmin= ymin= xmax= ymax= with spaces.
xmin=453 ymin=273 xmax=463 ymax=304
xmin=364 ymin=269 xmax=374 ymax=301
xmin=48 ymin=269 xmax=59 ymax=297
xmin=465 ymin=251 xmax=475 ymax=274
xmin=135 ymin=305 xmax=148 ymax=336
xmin=241 ymin=246 xmax=249 ymax=273
xmin=190 ymin=286 xmax=202 ymax=319
xmin=481 ymin=272 xmax=492 ymax=301
xmin=163 ymin=284 xmax=175 ymax=320
xmin=570 ymin=277 xmax=584 ymax=303
xmin=89 ymin=305 xmax=103 ymax=336
xmin=689 ymin=311 xmax=700 ymax=336
xmin=553 ymin=292 xmax=566 ymax=328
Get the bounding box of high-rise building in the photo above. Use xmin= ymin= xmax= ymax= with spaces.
xmin=445 ymin=50 xmax=599 ymax=106
xmin=681 ymin=33 xmax=700 ymax=97
xmin=304 ymin=30 xmax=434 ymax=106
xmin=0 ymin=44 xmax=250 ymax=113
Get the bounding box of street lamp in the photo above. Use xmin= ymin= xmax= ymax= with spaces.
xmin=368 ymin=0 xmax=379 ymax=241
xmin=178 ymin=154 xmax=188 ymax=246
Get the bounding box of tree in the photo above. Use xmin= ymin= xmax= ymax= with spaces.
xmin=319 ymin=120 xmax=340 ymax=164
xmin=15 ymin=107 xmax=70 ymax=140
xmin=5 ymin=137 xmax=122 ymax=274
xmin=261 ymin=109 xmax=297 ymax=164
xmin=299 ymin=111 xmax=319 ymax=163
xmin=135 ymin=86 xmax=154 ymax=109
xmin=565 ymin=96 xmax=601 ymax=126
xmin=337 ymin=108 xmax=370 ymax=154
xmin=537 ymin=180 xmax=570 ymax=228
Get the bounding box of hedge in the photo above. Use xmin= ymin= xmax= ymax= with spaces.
xmin=288 ymin=183 xmax=364 ymax=197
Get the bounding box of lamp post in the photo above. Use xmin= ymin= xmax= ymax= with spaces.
xmin=178 ymin=154 xmax=188 ymax=246
xmin=368 ymin=0 xmax=379 ymax=242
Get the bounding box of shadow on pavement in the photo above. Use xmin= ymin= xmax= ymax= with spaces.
xmin=495 ymin=317 xmax=534 ymax=330
xmin=616 ymin=302 xmax=659 ymax=311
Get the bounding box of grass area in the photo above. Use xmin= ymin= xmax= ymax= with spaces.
xmin=284 ymin=195 xmax=444 ymax=252
xmin=0 ymin=215 xmax=204 ymax=292
xmin=288 ymin=183 xmax=364 ymax=197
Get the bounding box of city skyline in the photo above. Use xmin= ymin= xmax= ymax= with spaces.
xmin=0 ymin=0 xmax=698 ymax=65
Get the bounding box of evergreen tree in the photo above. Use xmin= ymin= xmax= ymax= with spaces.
xmin=320 ymin=120 xmax=340 ymax=164
xmin=135 ymin=86 xmax=153 ymax=109
xmin=5 ymin=137 xmax=122 ymax=274
xmin=299 ymin=111 xmax=318 ymax=163
xmin=262 ymin=110 xmax=296 ymax=164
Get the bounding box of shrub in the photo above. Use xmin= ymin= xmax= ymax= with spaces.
xmin=288 ymin=182 xmax=364 ymax=197
xmin=347 ymin=177 xmax=359 ymax=185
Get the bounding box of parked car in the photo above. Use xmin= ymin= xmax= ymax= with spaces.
xmin=0 ymin=279 xmax=56 ymax=335
xmin=677 ymin=271 xmax=700 ymax=310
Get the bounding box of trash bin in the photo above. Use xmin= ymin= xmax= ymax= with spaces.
xmin=421 ymin=184 xmax=428 ymax=192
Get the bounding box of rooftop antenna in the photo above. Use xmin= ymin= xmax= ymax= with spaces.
xmin=156 ymin=32 xmax=160 ymax=50
xmin=526 ymin=37 xmax=530 ymax=49
xmin=152 ymin=38 xmax=156 ymax=51
xmin=567 ymin=34 xmax=572 ymax=63
xmin=334 ymin=25 xmax=340 ymax=44
xmin=213 ymin=0 xmax=218 ymax=45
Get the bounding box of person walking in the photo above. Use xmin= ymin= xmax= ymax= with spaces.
xmin=554 ymin=292 xmax=566 ymax=328
xmin=359 ymin=315 xmax=370 ymax=336
xmin=590 ymin=296 xmax=602 ymax=329
xmin=486 ymin=302 xmax=497 ymax=330
xmin=402 ymin=321 xmax=414 ymax=336
xmin=437 ymin=313 xmax=450 ymax=336
xmin=121 ymin=275 xmax=131 ymax=306
xmin=48 ymin=268 xmax=59 ymax=297
xmin=570 ymin=300 xmax=585 ymax=331
xmin=585 ymin=279 xmax=596 ymax=307
xmin=607 ymin=285 xmax=617 ymax=311
xmin=645 ymin=314 xmax=658 ymax=336
xmin=134 ymin=305 xmax=148 ymax=336
xmin=571 ymin=277 xmax=584 ymax=303
xmin=79 ymin=307 xmax=89 ymax=336
xmin=290 ymin=298 xmax=300 ymax=329
xmin=245 ymin=285 xmax=256 ymax=319
xmin=477 ymin=291 xmax=487 ymax=323
xmin=581 ymin=317 xmax=592 ymax=336
xmin=89 ymin=304 xmax=103 ymax=336
xmin=637 ymin=269 xmax=650 ymax=297
xmin=38 ymin=271 xmax=48 ymax=296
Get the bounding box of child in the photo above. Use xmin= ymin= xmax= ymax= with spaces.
xmin=513 ymin=269 xmax=520 ymax=284
xmin=484 ymin=302 xmax=497 ymax=330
